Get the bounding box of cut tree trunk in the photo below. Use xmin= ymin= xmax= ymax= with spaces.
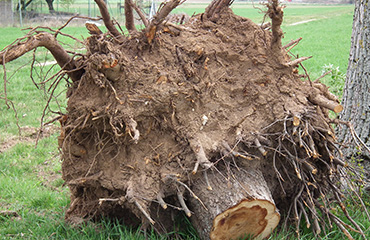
xmin=190 ymin=165 xmax=280 ymax=240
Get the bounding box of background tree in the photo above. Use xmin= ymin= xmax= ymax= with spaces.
xmin=45 ymin=0 xmax=55 ymax=12
xmin=338 ymin=0 xmax=370 ymax=161
xmin=16 ymin=0 xmax=33 ymax=11
xmin=17 ymin=0 xmax=56 ymax=13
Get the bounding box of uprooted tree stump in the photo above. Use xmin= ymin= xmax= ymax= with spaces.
xmin=1 ymin=0 xmax=369 ymax=239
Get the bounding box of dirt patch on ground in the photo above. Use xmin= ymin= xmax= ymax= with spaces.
xmin=0 ymin=125 xmax=59 ymax=153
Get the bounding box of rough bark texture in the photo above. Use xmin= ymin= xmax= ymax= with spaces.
xmin=268 ymin=0 xmax=284 ymax=58
xmin=0 ymin=32 xmax=83 ymax=82
xmin=145 ymin=0 xmax=181 ymax=44
xmin=338 ymin=0 xmax=370 ymax=165
xmin=94 ymin=0 xmax=123 ymax=41
xmin=205 ymin=0 xmax=233 ymax=22
xmin=124 ymin=0 xmax=137 ymax=33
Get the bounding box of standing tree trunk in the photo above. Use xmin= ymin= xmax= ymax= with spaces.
xmin=45 ymin=0 xmax=55 ymax=13
xmin=338 ymin=0 xmax=370 ymax=162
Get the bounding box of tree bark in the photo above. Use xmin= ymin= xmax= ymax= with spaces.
xmin=45 ymin=0 xmax=55 ymax=13
xmin=145 ymin=0 xmax=181 ymax=44
xmin=124 ymin=0 xmax=137 ymax=33
xmin=205 ymin=0 xmax=233 ymax=22
xmin=190 ymin=165 xmax=280 ymax=240
xmin=17 ymin=0 xmax=53 ymax=12
xmin=338 ymin=0 xmax=370 ymax=158
xmin=94 ymin=0 xmax=123 ymax=41
xmin=0 ymin=32 xmax=83 ymax=82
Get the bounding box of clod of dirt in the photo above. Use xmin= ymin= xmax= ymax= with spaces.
xmin=60 ymin=3 xmax=345 ymax=238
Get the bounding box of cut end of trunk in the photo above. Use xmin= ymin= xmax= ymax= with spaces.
xmin=210 ymin=199 xmax=280 ymax=240
xmin=334 ymin=104 xmax=344 ymax=113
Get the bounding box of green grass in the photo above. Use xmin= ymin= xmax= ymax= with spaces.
xmin=282 ymin=5 xmax=353 ymax=96
xmin=1 ymin=3 xmax=369 ymax=240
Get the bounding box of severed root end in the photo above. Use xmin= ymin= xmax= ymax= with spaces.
xmin=210 ymin=199 xmax=280 ymax=240
xmin=284 ymin=56 xmax=312 ymax=67
xmin=134 ymin=199 xmax=155 ymax=225
xmin=308 ymin=94 xmax=343 ymax=113
xmin=189 ymin=138 xmax=213 ymax=174
xmin=334 ymin=105 xmax=344 ymax=113
xmin=126 ymin=118 xmax=140 ymax=143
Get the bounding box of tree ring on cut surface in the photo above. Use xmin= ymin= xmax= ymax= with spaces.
xmin=210 ymin=199 xmax=280 ymax=240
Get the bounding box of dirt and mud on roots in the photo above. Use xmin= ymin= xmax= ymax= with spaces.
xmin=1 ymin=0 xmax=368 ymax=239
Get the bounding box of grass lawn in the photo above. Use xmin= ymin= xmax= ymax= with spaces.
xmin=1 ymin=3 xmax=369 ymax=239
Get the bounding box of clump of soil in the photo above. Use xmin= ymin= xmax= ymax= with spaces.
xmin=60 ymin=2 xmax=345 ymax=237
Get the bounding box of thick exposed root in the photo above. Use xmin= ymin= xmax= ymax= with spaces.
xmin=205 ymin=0 xmax=234 ymax=22
xmin=267 ymin=0 xmax=284 ymax=55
